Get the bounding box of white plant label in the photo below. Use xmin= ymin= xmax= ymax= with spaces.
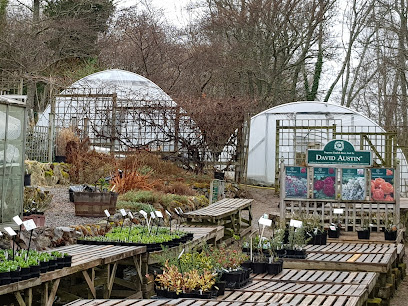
xmin=120 ymin=209 xmax=127 ymax=216
xmin=178 ymin=249 xmax=185 ymax=259
xmin=150 ymin=211 xmax=156 ymax=219
xmin=139 ymin=210 xmax=148 ymax=218
xmin=330 ymin=225 xmax=336 ymax=231
xmin=178 ymin=207 xmax=184 ymax=214
xmin=165 ymin=210 xmax=172 ymax=217
xmin=333 ymin=209 xmax=344 ymax=214
xmin=0 ymin=231 xmax=3 ymax=236
xmin=128 ymin=212 xmax=133 ymax=219
xmin=155 ymin=211 xmax=163 ymax=218
xmin=258 ymin=217 xmax=272 ymax=227
xmin=104 ymin=210 xmax=110 ymax=217
xmin=4 ymin=227 xmax=17 ymax=236
xmin=289 ymin=219 xmax=303 ymax=228
xmin=174 ymin=208 xmax=180 ymax=215
xmin=13 ymin=216 xmax=23 ymax=226
xmin=23 ymin=219 xmax=37 ymax=231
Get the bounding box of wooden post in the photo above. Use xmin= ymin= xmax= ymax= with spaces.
xmin=280 ymin=159 xmax=285 ymax=220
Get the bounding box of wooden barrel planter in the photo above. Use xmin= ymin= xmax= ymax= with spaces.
xmin=73 ymin=191 xmax=118 ymax=217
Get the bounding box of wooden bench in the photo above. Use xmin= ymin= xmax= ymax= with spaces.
xmin=183 ymin=198 xmax=253 ymax=237
xmin=0 ymin=245 xmax=146 ymax=306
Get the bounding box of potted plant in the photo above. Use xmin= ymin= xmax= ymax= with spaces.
xmin=357 ymin=213 xmax=370 ymax=239
xmin=73 ymin=170 xmax=118 ymax=217
xmin=383 ymin=213 xmax=398 ymax=241
xmin=0 ymin=262 xmax=11 ymax=285
xmin=266 ymin=229 xmax=284 ymax=275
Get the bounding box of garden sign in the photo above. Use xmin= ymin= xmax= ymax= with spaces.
xmin=307 ymin=139 xmax=372 ymax=166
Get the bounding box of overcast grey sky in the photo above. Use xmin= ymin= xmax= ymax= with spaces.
xmin=118 ymin=0 xmax=195 ymax=26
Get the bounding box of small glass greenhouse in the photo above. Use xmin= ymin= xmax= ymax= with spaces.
xmin=247 ymin=101 xmax=408 ymax=196
xmin=0 ymin=96 xmax=26 ymax=224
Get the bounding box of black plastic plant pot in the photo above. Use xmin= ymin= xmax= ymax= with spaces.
xmin=30 ymin=265 xmax=41 ymax=278
xmin=241 ymin=261 xmax=253 ymax=270
xmin=294 ymin=249 xmax=307 ymax=259
xmin=10 ymin=270 xmax=21 ymax=283
xmin=199 ymin=291 xmax=213 ymax=299
xmin=0 ymin=271 xmax=11 ymax=286
xmin=328 ymin=228 xmax=340 ymax=238
xmin=357 ymin=229 xmax=370 ymax=240
xmin=320 ymin=231 xmax=328 ymax=245
xmin=252 ymin=262 xmax=267 ymax=274
xmin=155 ymin=289 xmax=166 ymax=297
xmin=164 ymin=291 xmax=179 ymax=299
xmin=215 ymin=281 xmax=226 ymax=296
xmin=267 ymin=260 xmax=283 ymax=275
xmin=20 ymin=267 xmax=30 ymax=280
xmin=276 ymin=249 xmax=285 ymax=258
xmin=55 ymin=155 xmax=66 ymax=163
xmin=384 ymin=230 xmax=397 ymax=241
xmin=48 ymin=259 xmax=58 ymax=272
xmin=64 ymin=255 xmax=73 ymax=268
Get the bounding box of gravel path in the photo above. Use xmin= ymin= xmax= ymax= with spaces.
xmin=44 ymin=186 xmax=105 ymax=228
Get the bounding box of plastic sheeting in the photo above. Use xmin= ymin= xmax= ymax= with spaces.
xmin=247 ymin=101 xmax=408 ymax=193
xmin=36 ymin=69 xmax=176 ymax=127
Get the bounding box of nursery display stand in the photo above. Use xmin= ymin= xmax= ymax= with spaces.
xmin=0 ymin=244 xmax=146 ymax=306
xmin=184 ymin=198 xmax=253 ymax=238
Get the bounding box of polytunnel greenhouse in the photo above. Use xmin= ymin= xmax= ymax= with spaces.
xmin=32 ymin=69 xmax=241 ymax=172
xmin=247 ymin=101 xmax=408 ymax=196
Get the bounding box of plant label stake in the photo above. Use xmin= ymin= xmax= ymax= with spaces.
xmin=178 ymin=249 xmax=185 ymax=274
xmin=5 ymin=227 xmax=17 ymax=260
xmin=150 ymin=211 xmax=157 ymax=234
xmin=289 ymin=219 xmax=303 ymax=228
xmin=258 ymin=217 xmax=272 ymax=247
xmin=23 ymin=219 xmax=37 ymax=256
xmin=120 ymin=209 xmax=127 ymax=233
xmin=140 ymin=210 xmax=149 ymax=233
xmin=166 ymin=210 xmax=172 ymax=231
xmin=128 ymin=211 xmax=134 ymax=242
xmin=104 ymin=209 xmax=111 ymax=233
xmin=13 ymin=215 xmax=23 ymax=249
xmin=155 ymin=211 xmax=163 ymax=234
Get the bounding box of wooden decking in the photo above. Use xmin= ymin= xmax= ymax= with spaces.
xmin=183 ymin=198 xmax=253 ymax=237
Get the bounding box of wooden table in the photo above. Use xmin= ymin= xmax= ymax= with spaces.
xmin=183 ymin=198 xmax=253 ymax=237
xmin=0 ymin=244 xmax=146 ymax=306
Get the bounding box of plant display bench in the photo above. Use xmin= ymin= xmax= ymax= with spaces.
xmin=0 ymin=244 xmax=146 ymax=306
xmin=183 ymin=198 xmax=253 ymax=238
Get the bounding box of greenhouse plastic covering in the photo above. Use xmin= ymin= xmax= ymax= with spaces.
xmin=247 ymin=101 xmax=408 ymax=193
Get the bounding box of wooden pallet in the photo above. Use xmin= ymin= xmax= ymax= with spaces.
xmin=66 ymin=299 xmax=324 ymax=306
xmin=284 ymin=248 xmax=396 ymax=273
xmin=305 ymin=243 xmax=399 ymax=254
xmin=252 ymin=269 xmax=378 ymax=294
